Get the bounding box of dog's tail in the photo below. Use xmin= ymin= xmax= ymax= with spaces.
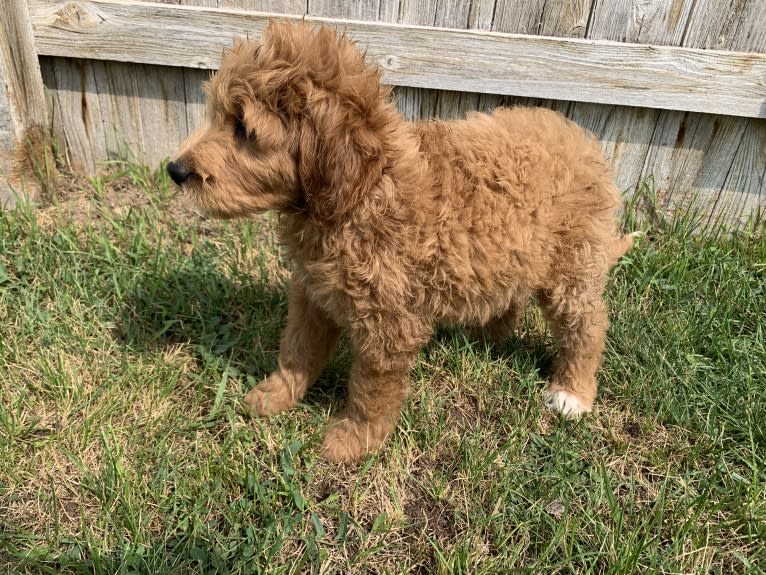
xmin=608 ymin=231 xmax=642 ymax=267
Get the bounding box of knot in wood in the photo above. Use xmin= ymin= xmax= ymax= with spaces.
xmin=54 ymin=1 xmax=103 ymax=30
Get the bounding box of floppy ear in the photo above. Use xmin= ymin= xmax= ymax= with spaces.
xmin=256 ymin=22 xmax=389 ymax=222
xmin=297 ymin=94 xmax=386 ymax=223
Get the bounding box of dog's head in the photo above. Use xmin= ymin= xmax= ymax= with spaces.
xmin=168 ymin=22 xmax=391 ymax=222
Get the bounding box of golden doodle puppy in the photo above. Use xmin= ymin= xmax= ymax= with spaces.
xmin=168 ymin=22 xmax=636 ymax=463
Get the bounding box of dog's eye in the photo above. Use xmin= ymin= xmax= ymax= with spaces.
xmin=234 ymin=119 xmax=247 ymax=139
xmin=234 ymin=119 xmax=256 ymax=143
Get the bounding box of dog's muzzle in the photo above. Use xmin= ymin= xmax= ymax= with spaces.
xmin=167 ymin=160 xmax=191 ymax=185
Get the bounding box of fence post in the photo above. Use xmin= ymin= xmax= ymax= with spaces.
xmin=0 ymin=0 xmax=56 ymax=207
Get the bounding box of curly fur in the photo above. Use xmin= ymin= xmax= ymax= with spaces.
xmin=169 ymin=22 xmax=635 ymax=463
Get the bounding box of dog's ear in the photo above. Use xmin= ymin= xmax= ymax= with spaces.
xmin=297 ymin=95 xmax=386 ymax=223
xmin=259 ymin=23 xmax=388 ymax=223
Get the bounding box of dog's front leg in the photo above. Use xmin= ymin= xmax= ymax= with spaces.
xmin=321 ymin=316 xmax=430 ymax=463
xmin=320 ymin=354 xmax=414 ymax=463
xmin=244 ymin=277 xmax=341 ymax=416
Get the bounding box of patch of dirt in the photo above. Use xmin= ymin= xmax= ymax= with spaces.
xmin=1 ymin=443 xmax=105 ymax=540
xmin=402 ymin=490 xmax=458 ymax=542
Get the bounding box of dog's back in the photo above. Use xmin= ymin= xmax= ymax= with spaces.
xmin=409 ymin=107 xmax=622 ymax=325
xmin=414 ymin=107 xmax=619 ymax=223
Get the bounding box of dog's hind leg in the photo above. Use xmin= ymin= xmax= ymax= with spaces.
xmin=245 ymin=277 xmax=341 ymax=417
xmin=537 ymin=277 xmax=609 ymax=417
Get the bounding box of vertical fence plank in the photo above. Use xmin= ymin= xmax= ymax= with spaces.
xmin=38 ymin=59 xmax=66 ymax=165
xmin=682 ymin=0 xmax=751 ymax=49
xmin=490 ymin=0 xmax=586 ymax=127
xmin=395 ymin=0 xmax=501 ymax=121
xmin=89 ymin=60 xmax=144 ymax=164
xmin=176 ymin=0 xmax=217 ymax=138
xmin=219 ymin=0 xmax=305 ymax=11
xmin=492 ymin=0 xmax=549 ymax=35
xmin=394 ymin=0 xmax=439 ymax=121
xmin=180 ymin=1 xmax=214 ymax=139
xmin=709 ymin=2 xmax=766 ymax=227
xmin=184 ymin=68 xmax=211 ymax=135
xmin=308 ymin=0 xmax=380 ymax=19
xmin=468 ymin=0 xmax=496 ymax=30
xmin=0 ymin=0 xmax=54 ymax=205
xmin=131 ymin=0 xmax=193 ymax=167
xmin=588 ymin=0 xmax=693 ymax=45
xmin=431 ymin=1 xmax=488 ymax=121
xmin=538 ymin=0 xmax=592 ymax=37
xmin=574 ymin=0 xmax=696 ymax=198
xmin=493 ymin=0 xmax=590 ymax=37
xmin=137 ymin=63 xmax=189 ymax=166
xmin=710 ymin=119 xmax=765 ymax=230
xmin=40 ymin=57 xmax=105 ymax=173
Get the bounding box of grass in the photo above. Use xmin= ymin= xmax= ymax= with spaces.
xmin=0 ymin=163 xmax=764 ymax=574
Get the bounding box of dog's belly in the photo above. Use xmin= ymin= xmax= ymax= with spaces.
xmin=415 ymin=201 xmax=552 ymax=327
xmin=435 ymin=289 xmax=527 ymax=327
xmin=421 ymin=241 xmax=546 ymax=327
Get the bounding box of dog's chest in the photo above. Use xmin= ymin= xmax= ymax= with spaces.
xmin=295 ymin=260 xmax=351 ymax=325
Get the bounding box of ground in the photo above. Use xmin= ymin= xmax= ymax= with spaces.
xmin=0 ymin=162 xmax=764 ymax=574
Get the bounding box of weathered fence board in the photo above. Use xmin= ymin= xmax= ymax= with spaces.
xmin=493 ymin=0 xmax=592 ymax=37
xmin=575 ymin=0 xmax=685 ymax=199
xmin=29 ymin=0 xmax=766 ymax=119
xmin=467 ymin=0 xmax=495 ymax=30
xmin=39 ymin=57 xmax=103 ymax=173
xmin=588 ymin=0 xmax=694 ymax=45
xmin=311 ymin=0 xmax=384 ymax=21
xmin=396 ymin=0 xmax=484 ymax=123
xmin=0 ymin=0 xmax=53 ymax=205
xmin=634 ymin=0 xmax=766 ymax=226
xmin=183 ymin=68 xmax=210 ymax=135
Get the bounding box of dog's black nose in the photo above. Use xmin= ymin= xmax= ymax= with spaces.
xmin=167 ymin=160 xmax=191 ymax=185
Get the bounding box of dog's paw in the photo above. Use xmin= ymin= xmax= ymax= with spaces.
xmin=544 ymin=389 xmax=591 ymax=418
xmin=320 ymin=417 xmax=391 ymax=464
xmin=243 ymin=375 xmax=296 ymax=417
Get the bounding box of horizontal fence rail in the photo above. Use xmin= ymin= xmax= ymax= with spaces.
xmin=29 ymin=0 xmax=766 ymax=120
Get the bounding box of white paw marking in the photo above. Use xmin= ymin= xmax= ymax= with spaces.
xmin=544 ymin=390 xmax=590 ymax=417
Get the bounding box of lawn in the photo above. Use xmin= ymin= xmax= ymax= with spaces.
xmin=1 ymin=163 xmax=764 ymax=574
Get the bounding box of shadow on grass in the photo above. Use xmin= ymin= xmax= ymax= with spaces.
xmin=0 ymin=530 xmax=303 ymax=575
xmin=497 ymin=334 xmax=555 ymax=379
xmin=119 ymin=265 xmax=287 ymax=376
xmin=120 ymin=268 xmax=287 ymax=360
xmin=426 ymin=323 xmax=555 ymax=383
xmin=116 ymin=257 xmax=352 ymax=408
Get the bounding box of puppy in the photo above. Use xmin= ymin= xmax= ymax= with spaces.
xmin=168 ymin=22 xmax=635 ymax=463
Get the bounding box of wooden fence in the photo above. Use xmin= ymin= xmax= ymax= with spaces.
xmin=1 ymin=0 xmax=765 ymax=229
